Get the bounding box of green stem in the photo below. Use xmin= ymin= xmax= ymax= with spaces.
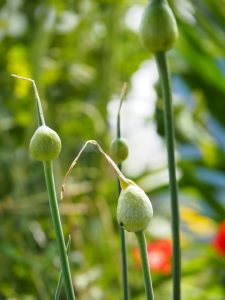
xmin=155 ymin=51 xmax=181 ymax=300
xmin=54 ymin=235 xmax=71 ymax=300
xmin=117 ymin=174 xmax=129 ymax=300
xmin=119 ymin=226 xmax=129 ymax=300
xmin=135 ymin=231 xmax=154 ymax=300
xmin=43 ymin=161 xmax=75 ymax=300
xmin=11 ymin=75 xmax=45 ymax=126
xmin=116 ymin=83 xmax=129 ymax=300
xmin=31 ymin=79 xmax=45 ymax=127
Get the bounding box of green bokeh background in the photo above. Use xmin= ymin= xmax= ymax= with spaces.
xmin=1 ymin=0 xmax=225 ymax=299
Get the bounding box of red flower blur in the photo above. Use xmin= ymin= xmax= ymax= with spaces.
xmin=213 ymin=221 xmax=225 ymax=256
xmin=134 ymin=239 xmax=172 ymax=275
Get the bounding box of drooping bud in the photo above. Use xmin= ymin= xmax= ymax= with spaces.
xmin=117 ymin=184 xmax=153 ymax=232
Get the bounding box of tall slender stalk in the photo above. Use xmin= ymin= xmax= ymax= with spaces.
xmin=155 ymin=52 xmax=181 ymax=300
xmin=12 ymin=75 xmax=76 ymax=300
xmin=135 ymin=231 xmax=154 ymax=300
xmin=116 ymin=84 xmax=129 ymax=300
xmin=44 ymin=162 xmax=75 ymax=300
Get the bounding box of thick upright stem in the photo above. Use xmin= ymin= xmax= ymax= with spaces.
xmin=155 ymin=51 xmax=181 ymax=300
xmin=43 ymin=161 xmax=75 ymax=300
xmin=135 ymin=231 xmax=154 ymax=300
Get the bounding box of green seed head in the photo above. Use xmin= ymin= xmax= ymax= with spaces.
xmin=117 ymin=184 xmax=153 ymax=232
xmin=139 ymin=0 xmax=178 ymax=53
xmin=29 ymin=125 xmax=61 ymax=161
xmin=110 ymin=138 xmax=129 ymax=163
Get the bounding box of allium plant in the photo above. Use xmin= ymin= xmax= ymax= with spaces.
xmin=139 ymin=0 xmax=181 ymax=299
xmin=12 ymin=1 xmax=182 ymax=299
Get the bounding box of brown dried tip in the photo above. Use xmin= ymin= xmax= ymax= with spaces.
xmin=60 ymin=140 xmax=133 ymax=200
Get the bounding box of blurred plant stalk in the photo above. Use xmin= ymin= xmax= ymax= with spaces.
xmin=135 ymin=231 xmax=154 ymax=300
xmin=12 ymin=75 xmax=76 ymax=300
xmin=116 ymin=84 xmax=129 ymax=300
xmin=155 ymin=52 xmax=181 ymax=300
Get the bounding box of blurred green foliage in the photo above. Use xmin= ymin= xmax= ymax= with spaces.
xmin=1 ymin=0 xmax=225 ymax=299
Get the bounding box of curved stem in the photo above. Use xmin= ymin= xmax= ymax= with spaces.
xmin=61 ymin=139 xmax=132 ymax=198
xmin=135 ymin=231 xmax=154 ymax=300
xmin=43 ymin=161 xmax=75 ymax=300
xmin=155 ymin=51 xmax=181 ymax=300
xmin=11 ymin=74 xmax=45 ymax=126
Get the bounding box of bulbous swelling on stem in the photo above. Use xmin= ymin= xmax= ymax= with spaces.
xmin=139 ymin=0 xmax=178 ymax=53
xmin=29 ymin=125 xmax=61 ymax=161
xmin=110 ymin=137 xmax=129 ymax=163
xmin=117 ymin=184 xmax=153 ymax=232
